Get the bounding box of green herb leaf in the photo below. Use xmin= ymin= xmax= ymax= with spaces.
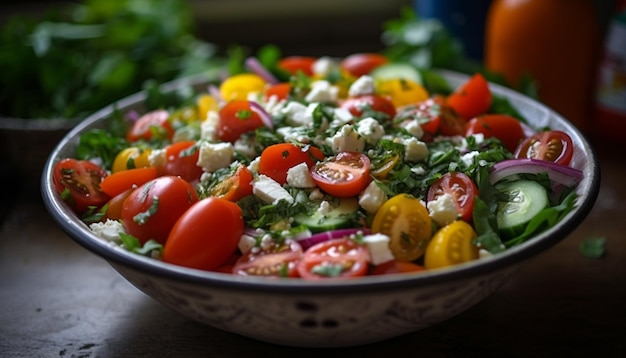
xmin=580 ymin=237 xmax=606 ymax=259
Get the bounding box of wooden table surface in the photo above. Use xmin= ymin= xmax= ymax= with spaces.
xmin=1 ymin=138 xmax=624 ymax=358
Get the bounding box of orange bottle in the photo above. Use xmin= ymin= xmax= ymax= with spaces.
xmin=484 ymin=0 xmax=600 ymax=131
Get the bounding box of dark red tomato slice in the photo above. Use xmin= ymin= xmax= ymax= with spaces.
xmin=340 ymin=94 xmax=396 ymax=120
xmin=264 ymin=82 xmax=291 ymax=101
xmin=465 ymin=114 xmax=526 ymax=153
xmin=514 ymin=130 xmax=574 ymax=166
xmin=297 ymin=237 xmax=370 ymax=280
xmin=206 ymin=163 xmax=254 ymax=202
xmin=311 ymin=152 xmax=371 ymax=198
xmin=52 ymin=158 xmax=110 ymax=214
xmin=217 ymin=100 xmax=265 ymax=143
xmin=233 ymin=239 xmax=304 ymax=278
xmin=162 ymin=197 xmax=243 ymax=271
xmin=427 ymin=172 xmax=478 ymax=223
xmin=446 ymin=73 xmax=492 ymax=121
xmin=396 ymin=95 xmax=466 ymax=140
xmin=126 ymin=109 xmax=174 ymax=142
xmin=160 ymin=140 xmax=203 ymax=184
xmin=120 ymin=176 xmax=199 ymax=245
xmin=258 ymin=143 xmax=325 ymax=185
xmin=369 ymin=260 xmax=426 ymax=275
xmin=340 ymin=52 xmax=388 ymax=77
xmin=277 ymin=56 xmax=316 ymax=76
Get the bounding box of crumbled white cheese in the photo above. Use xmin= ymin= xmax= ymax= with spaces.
xmin=247 ymin=156 xmax=261 ymax=174
xmin=148 ymin=148 xmax=166 ymax=168
xmin=359 ymin=181 xmax=387 ymax=214
xmin=286 ymin=162 xmax=316 ymax=188
xmin=89 ymin=219 xmax=125 ymax=244
xmin=356 ymin=117 xmax=385 ymax=145
xmin=401 ymin=119 xmax=424 ymax=139
xmin=427 ymin=193 xmax=458 ymax=226
xmin=317 ymin=200 xmax=332 ymax=216
xmin=253 ymin=174 xmax=294 ymax=204
xmin=312 ymin=56 xmax=338 ymax=77
xmin=362 ymin=233 xmax=395 ymax=265
xmin=332 ymin=107 xmax=355 ymax=127
xmin=348 ymin=75 xmax=375 ymax=97
xmin=329 ymin=124 xmax=365 ymax=153
xmin=282 ymin=101 xmax=311 ymax=126
xmin=200 ymin=110 xmax=220 ymax=141
xmin=197 ymin=141 xmax=234 ymax=173
xmin=308 ymin=188 xmax=325 ymax=201
xmin=305 ymin=80 xmax=338 ymax=103
xmin=403 ymin=137 xmax=429 ymax=162
xmin=238 ymin=233 xmax=257 ymax=254
xmin=460 ymin=150 xmax=480 ymax=168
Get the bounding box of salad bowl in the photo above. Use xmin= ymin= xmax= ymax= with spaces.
xmin=41 ymin=69 xmax=600 ymax=348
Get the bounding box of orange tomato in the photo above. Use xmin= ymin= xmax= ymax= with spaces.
xmin=99 ymin=167 xmax=158 ymax=198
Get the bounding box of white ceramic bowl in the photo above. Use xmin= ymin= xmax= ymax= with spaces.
xmin=41 ymin=70 xmax=600 ymax=348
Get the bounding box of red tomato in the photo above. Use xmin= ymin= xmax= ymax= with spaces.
xmin=310 ymin=152 xmax=371 ymax=198
xmin=446 ymin=73 xmax=492 ymax=121
xmin=126 ymin=109 xmax=174 ymax=142
xmin=258 ymin=143 xmax=325 ymax=185
xmin=396 ymin=95 xmax=466 ymax=140
xmin=103 ymin=188 xmax=133 ymax=221
xmin=465 ymin=114 xmax=526 ymax=153
xmin=514 ymin=130 xmax=574 ymax=166
xmin=121 ymin=176 xmax=199 ymax=245
xmin=206 ymin=163 xmax=254 ymax=202
xmin=99 ymin=167 xmax=158 ymax=198
xmin=160 ymin=141 xmax=203 ymax=184
xmin=297 ymin=237 xmax=370 ymax=280
xmin=233 ymin=239 xmax=304 ymax=277
xmin=265 ymin=82 xmax=291 ymax=101
xmin=340 ymin=53 xmax=388 ymax=77
xmin=162 ymin=197 xmax=243 ymax=271
xmin=340 ymin=94 xmax=396 ymax=120
xmin=52 ymin=158 xmax=110 ymax=214
xmin=277 ymin=56 xmax=316 ymax=76
xmin=369 ymin=260 xmax=426 ymax=275
xmin=427 ymin=172 xmax=478 ymax=223
xmin=217 ymin=100 xmax=265 ymax=142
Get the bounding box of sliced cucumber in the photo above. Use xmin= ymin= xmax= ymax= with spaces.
xmin=293 ymin=197 xmax=360 ymax=233
xmin=495 ymin=180 xmax=549 ymax=238
xmin=370 ymin=62 xmax=423 ymax=84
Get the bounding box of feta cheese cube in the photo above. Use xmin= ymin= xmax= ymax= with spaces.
xmin=330 ymin=124 xmax=365 ymax=153
xmin=312 ymin=56 xmax=338 ymax=77
xmin=148 ymin=148 xmax=166 ymax=168
xmin=286 ymin=162 xmax=316 ymax=188
xmin=359 ymin=181 xmax=387 ymax=213
xmin=403 ymin=137 xmax=429 ymax=162
xmin=253 ymin=175 xmax=294 ymax=204
xmin=362 ymin=233 xmax=395 ymax=265
xmin=238 ymin=234 xmax=257 ymax=254
xmin=89 ymin=219 xmax=126 ymax=244
xmin=348 ymin=75 xmax=375 ymax=97
xmin=282 ymin=101 xmax=311 ymax=126
xmin=200 ymin=110 xmax=220 ymax=141
xmin=197 ymin=141 xmax=234 ymax=173
xmin=356 ymin=117 xmax=385 ymax=145
xmin=460 ymin=150 xmax=480 ymax=168
xmin=427 ymin=193 xmax=458 ymax=226
xmin=402 ymin=119 xmax=424 ymax=139
xmin=305 ymin=80 xmax=338 ymax=103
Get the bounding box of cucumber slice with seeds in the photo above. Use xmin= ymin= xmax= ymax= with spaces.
xmin=496 ymin=180 xmax=549 ymax=238
xmin=293 ymin=197 xmax=360 ymax=233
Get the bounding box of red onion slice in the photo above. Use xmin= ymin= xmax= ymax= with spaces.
xmin=489 ymin=158 xmax=583 ymax=188
xmin=249 ymin=101 xmax=274 ymax=129
xmin=297 ymin=228 xmax=370 ymax=251
xmin=245 ymin=57 xmax=279 ymax=85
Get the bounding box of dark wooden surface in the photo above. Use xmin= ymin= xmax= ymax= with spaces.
xmin=1 ymin=139 xmax=624 ymax=357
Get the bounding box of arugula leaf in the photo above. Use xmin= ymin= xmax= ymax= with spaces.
xmin=580 ymin=237 xmax=606 ymax=259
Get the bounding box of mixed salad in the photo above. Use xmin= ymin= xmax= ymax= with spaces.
xmin=51 ymin=52 xmax=583 ymax=279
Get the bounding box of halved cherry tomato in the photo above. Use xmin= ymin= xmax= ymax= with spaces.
xmin=206 ymin=163 xmax=254 ymax=202
xmin=120 ymin=176 xmax=198 ymax=245
xmin=465 ymin=114 xmax=526 ymax=153
xmin=264 ymin=82 xmax=291 ymax=101
xmin=112 ymin=147 xmax=152 ymax=173
xmin=103 ymin=188 xmax=133 ymax=221
xmin=371 ymin=194 xmax=432 ymax=262
xmin=258 ymin=143 xmax=325 ymax=185
xmin=310 ymin=152 xmax=371 ymax=198
xmin=162 ymin=197 xmax=243 ymax=271
xmin=424 ymin=220 xmax=479 ymax=269
xmin=126 ymin=109 xmax=174 ymax=142
xmin=369 ymin=260 xmax=426 ymax=275
xmin=340 ymin=52 xmax=388 ymax=77
xmin=514 ymin=130 xmax=574 ymax=166
xmin=340 ymin=94 xmax=396 ymax=120
xmin=219 ymin=73 xmax=267 ymax=102
xmin=427 ymin=172 xmax=478 ymax=223
xmin=297 ymin=237 xmax=370 ymax=280
xmin=396 ymin=95 xmax=466 ymax=140
xmin=233 ymin=239 xmax=304 ymax=278
xmin=446 ymin=73 xmax=492 ymax=121
xmin=217 ymin=100 xmax=265 ymax=143
xmin=277 ymin=56 xmax=317 ymax=76
xmin=99 ymin=167 xmax=158 ymax=198
xmin=52 ymin=158 xmax=110 ymax=214
xmin=160 ymin=140 xmax=203 ymax=184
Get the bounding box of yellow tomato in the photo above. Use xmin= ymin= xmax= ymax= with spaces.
xmin=112 ymin=147 xmax=152 ymax=173
xmin=376 ymin=78 xmax=429 ymax=107
xmin=424 ymin=220 xmax=479 ymax=270
xmin=219 ymin=73 xmax=267 ymax=102
xmin=371 ymin=194 xmax=432 ymax=261
xmin=197 ymin=94 xmax=219 ymax=120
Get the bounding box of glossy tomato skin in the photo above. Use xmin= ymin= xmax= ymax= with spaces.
xmin=369 ymin=260 xmax=426 ymax=275
xmin=424 ymin=220 xmax=479 ymax=269
xmin=264 ymin=82 xmax=291 ymax=101
xmin=99 ymin=166 xmax=158 ymax=198
xmin=160 ymin=140 xmax=203 ymax=184
xmin=465 ymin=114 xmax=526 ymax=153
xmin=206 ymin=163 xmax=254 ymax=202
xmin=396 ymin=95 xmax=465 ymax=140
xmin=233 ymin=239 xmax=303 ymax=277
xmin=126 ymin=109 xmax=174 ymax=142
xmin=297 ymin=238 xmax=370 ymax=280
xmin=103 ymin=188 xmax=133 ymax=221
xmin=258 ymin=143 xmax=325 ymax=185
xmin=310 ymin=152 xmax=371 ymax=198
xmin=121 ymin=176 xmax=199 ymax=245
xmin=514 ymin=130 xmax=574 ymax=166
xmin=217 ymin=100 xmax=265 ymax=142
xmin=162 ymin=197 xmax=243 ymax=271
xmin=52 ymin=158 xmax=110 ymax=214
xmin=340 ymin=52 xmax=388 ymax=77
xmin=340 ymin=94 xmax=396 ymax=120
xmin=446 ymin=73 xmax=492 ymax=121
xmin=277 ymin=56 xmax=317 ymax=76
xmin=427 ymin=172 xmax=478 ymax=223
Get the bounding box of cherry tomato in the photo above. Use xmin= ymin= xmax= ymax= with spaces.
xmin=376 ymin=78 xmax=429 ymax=108
xmin=205 ymin=163 xmax=254 ymax=202
xmin=258 ymin=143 xmax=325 ymax=185
xmin=233 ymin=239 xmax=304 ymax=277
xmin=340 ymin=53 xmax=388 ymax=77
xmin=103 ymin=188 xmax=133 ymax=221
xmin=514 ymin=130 xmax=574 ymax=166
xmin=277 ymin=56 xmax=316 ymax=76
xmin=264 ymin=82 xmax=291 ymax=101
xmin=297 ymin=237 xmax=370 ymax=280
xmin=52 ymin=158 xmax=110 ymax=214
xmin=424 ymin=220 xmax=479 ymax=269
xmin=427 ymin=172 xmax=478 ymax=223
xmin=340 ymin=94 xmax=396 ymax=120
xmin=310 ymin=152 xmax=371 ymax=198
xmin=162 ymin=197 xmax=243 ymax=271
xmin=217 ymin=100 xmax=265 ymax=143
xmin=160 ymin=140 xmax=203 ymax=184
xmin=112 ymin=147 xmax=152 ymax=173
xmin=396 ymin=95 xmax=466 ymax=140
xmin=369 ymin=260 xmax=426 ymax=275
xmin=196 ymin=93 xmax=219 ymax=119
xmin=121 ymin=176 xmax=199 ymax=245
xmin=219 ymin=73 xmax=267 ymax=102
xmin=465 ymin=114 xmax=526 ymax=153
xmin=126 ymin=109 xmax=174 ymax=142
xmin=371 ymin=194 xmax=432 ymax=262
xmin=446 ymin=73 xmax=492 ymax=121
xmin=99 ymin=167 xmax=158 ymax=198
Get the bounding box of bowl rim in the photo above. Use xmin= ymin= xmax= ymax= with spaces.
xmin=40 ymin=69 xmax=601 ymax=294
